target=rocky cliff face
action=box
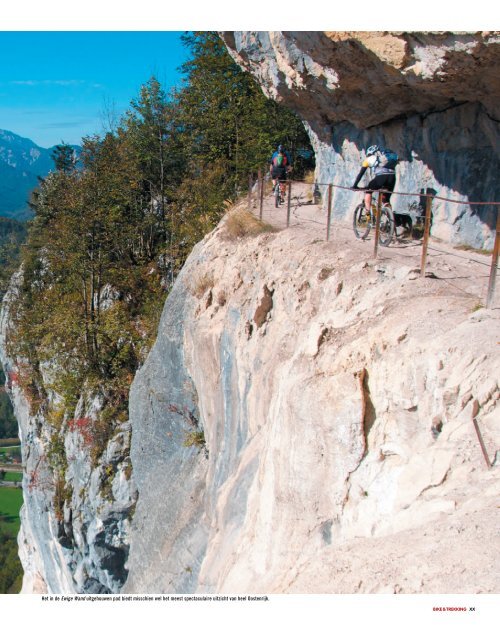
[0,277,136,593]
[123,210,499,593]
[3,31,499,595]
[221,32,500,249]
[3,203,499,594]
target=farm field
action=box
[1,472,23,483]
[0,438,20,447]
[0,486,23,535]
[0,445,22,464]
[0,485,23,593]
[0,445,21,453]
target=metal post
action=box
[373,192,382,258]
[420,195,433,277]
[326,183,333,241]
[248,174,253,211]
[486,208,500,308]
[286,180,292,227]
[472,413,492,469]
[258,169,264,220]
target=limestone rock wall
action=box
[221,31,500,249]
[3,31,500,595]
[124,214,499,594]
[4,207,498,594]
[0,278,136,594]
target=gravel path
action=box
[250,181,498,308]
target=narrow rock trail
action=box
[240,181,500,594]
[120,177,499,595]
[251,181,498,308]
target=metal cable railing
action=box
[247,170,500,309]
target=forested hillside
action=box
[0,217,25,438]
[6,32,311,503]
[0,217,26,295]
[0,367,16,439]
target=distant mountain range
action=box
[0,129,80,221]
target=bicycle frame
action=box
[364,199,387,226]
[273,180,286,193]
[353,197,395,246]
[274,178,286,206]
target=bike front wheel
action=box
[378,205,395,247]
[274,184,280,208]
[353,203,371,240]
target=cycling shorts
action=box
[367,173,395,192]
[271,168,287,181]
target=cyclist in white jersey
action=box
[352,144,397,210]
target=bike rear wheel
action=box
[378,205,395,246]
[274,183,280,208]
[353,203,371,240]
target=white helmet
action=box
[366,145,379,156]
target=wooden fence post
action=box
[326,183,333,241]
[248,174,253,210]
[286,180,292,227]
[472,411,492,469]
[486,208,499,308]
[259,169,265,221]
[373,192,382,258]
[420,195,433,277]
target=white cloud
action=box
[11,79,87,87]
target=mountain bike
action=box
[352,196,395,247]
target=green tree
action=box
[0,217,27,295]
[177,32,310,183]
[0,366,17,439]
[6,31,313,476]
[51,142,78,173]
[124,77,186,281]
[0,529,23,593]
[168,32,311,252]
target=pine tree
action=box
[6,32,314,470]
[51,142,78,173]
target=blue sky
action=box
[0,1,484,150]
[0,31,190,147]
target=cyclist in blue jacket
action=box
[270,144,292,202]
